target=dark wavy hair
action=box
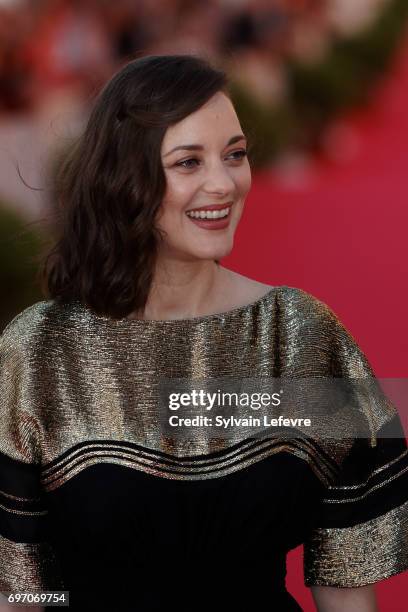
[39,54,230,320]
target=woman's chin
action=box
[157,238,234,262]
[191,236,234,260]
[192,245,233,261]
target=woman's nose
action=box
[202,163,236,196]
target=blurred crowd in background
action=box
[0,0,392,114]
[0,0,407,328]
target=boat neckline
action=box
[76,285,281,326]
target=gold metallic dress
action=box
[1,285,407,611]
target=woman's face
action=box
[157,91,251,262]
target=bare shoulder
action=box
[218,267,275,303]
[217,271,338,321]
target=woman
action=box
[0,54,407,612]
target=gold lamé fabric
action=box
[0,536,64,592]
[304,498,408,587]
[1,284,407,589]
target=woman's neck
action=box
[129,260,226,321]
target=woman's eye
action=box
[230,149,247,161]
[175,149,247,169]
[176,158,200,169]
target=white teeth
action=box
[186,207,230,220]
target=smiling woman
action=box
[156,90,251,275]
[1,54,407,612]
[37,54,257,322]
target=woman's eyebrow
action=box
[163,134,246,157]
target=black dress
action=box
[1,285,407,611]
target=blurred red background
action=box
[225,30,408,612]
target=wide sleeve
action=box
[0,315,64,592]
[302,299,408,587]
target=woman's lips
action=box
[186,201,233,212]
[186,215,231,230]
[185,204,232,230]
